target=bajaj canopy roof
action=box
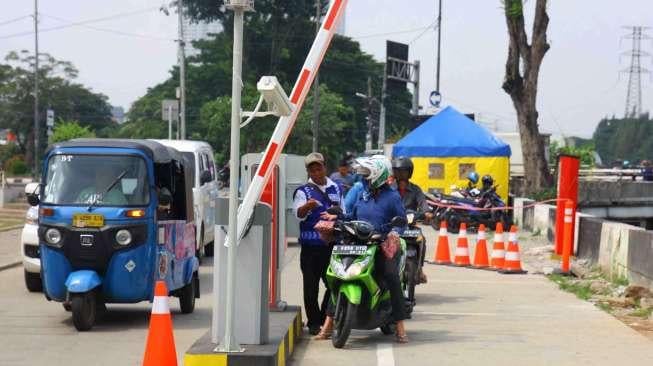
[392,106,511,158]
[47,139,182,163]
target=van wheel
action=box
[179,272,197,314]
[24,270,42,292]
[71,292,96,331]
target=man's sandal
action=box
[313,328,332,340]
[395,332,409,343]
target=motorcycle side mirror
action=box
[390,216,407,227]
[327,206,343,216]
[25,182,40,206]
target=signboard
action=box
[161,100,179,122]
[386,40,409,90]
[46,109,55,127]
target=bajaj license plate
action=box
[332,245,368,255]
[72,213,104,228]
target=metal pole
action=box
[33,0,39,176]
[436,0,442,93]
[219,5,244,353]
[365,77,373,151]
[178,0,187,140]
[311,0,321,152]
[378,63,387,150]
[412,60,420,116]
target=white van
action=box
[153,140,219,256]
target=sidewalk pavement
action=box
[284,224,653,366]
[0,228,21,271]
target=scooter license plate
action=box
[332,245,368,255]
[401,229,420,238]
[72,213,104,228]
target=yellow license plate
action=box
[72,214,104,228]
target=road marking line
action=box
[414,311,550,318]
[377,343,395,366]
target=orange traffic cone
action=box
[490,222,505,271]
[432,221,451,265]
[453,223,471,267]
[500,225,527,274]
[472,224,490,269]
[143,281,178,366]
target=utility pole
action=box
[33,0,39,176]
[178,0,187,139]
[378,63,387,150]
[622,26,650,118]
[436,0,442,93]
[311,0,321,152]
[365,77,373,151]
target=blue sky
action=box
[1,0,652,138]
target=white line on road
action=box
[377,343,395,366]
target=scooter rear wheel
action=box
[71,292,96,331]
[332,294,356,349]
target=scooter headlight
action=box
[45,228,62,247]
[331,257,371,279]
[115,229,132,246]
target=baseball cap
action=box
[305,152,325,167]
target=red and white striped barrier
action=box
[229,0,348,245]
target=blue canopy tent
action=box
[392,106,511,199]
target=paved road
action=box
[1,224,653,365]
[0,228,21,270]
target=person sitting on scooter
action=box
[481,174,494,192]
[467,171,480,191]
[391,156,432,284]
[315,155,410,343]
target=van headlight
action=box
[115,229,132,246]
[45,228,62,246]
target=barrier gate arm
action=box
[227,0,348,246]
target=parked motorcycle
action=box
[429,186,511,233]
[325,214,407,348]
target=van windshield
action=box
[43,154,149,206]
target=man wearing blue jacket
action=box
[293,152,344,335]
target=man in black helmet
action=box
[391,156,432,283]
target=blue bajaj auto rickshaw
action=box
[27,139,200,331]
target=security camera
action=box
[257,76,294,117]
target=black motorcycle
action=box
[399,210,426,316]
[428,186,511,233]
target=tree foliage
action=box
[593,114,653,165]
[0,51,113,165]
[50,120,96,143]
[549,140,595,167]
[123,0,411,167]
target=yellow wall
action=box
[410,156,510,201]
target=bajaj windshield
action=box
[43,154,149,206]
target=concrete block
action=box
[513,198,534,228]
[627,230,653,289]
[577,216,605,264]
[599,222,642,279]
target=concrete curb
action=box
[0,225,22,233]
[0,261,21,272]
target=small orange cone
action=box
[453,223,471,267]
[500,225,527,274]
[490,222,505,271]
[472,224,490,269]
[432,221,451,265]
[143,281,178,366]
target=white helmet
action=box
[356,156,391,189]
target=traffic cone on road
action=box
[500,225,528,274]
[432,221,451,265]
[490,222,505,271]
[143,281,178,366]
[472,224,490,269]
[453,223,471,267]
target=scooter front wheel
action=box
[71,292,96,331]
[332,294,356,349]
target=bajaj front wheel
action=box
[332,293,356,349]
[71,292,96,331]
[179,272,197,314]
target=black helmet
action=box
[481,174,494,188]
[391,156,414,180]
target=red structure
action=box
[260,167,280,309]
[555,155,580,255]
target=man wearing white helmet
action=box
[315,155,410,343]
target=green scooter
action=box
[325,215,407,348]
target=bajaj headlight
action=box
[115,229,132,246]
[45,228,62,247]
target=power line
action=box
[0,6,160,40]
[410,20,438,45]
[0,15,31,27]
[40,14,175,42]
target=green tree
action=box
[50,120,96,143]
[593,114,653,164]
[0,51,113,166]
[549,141,596,167]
